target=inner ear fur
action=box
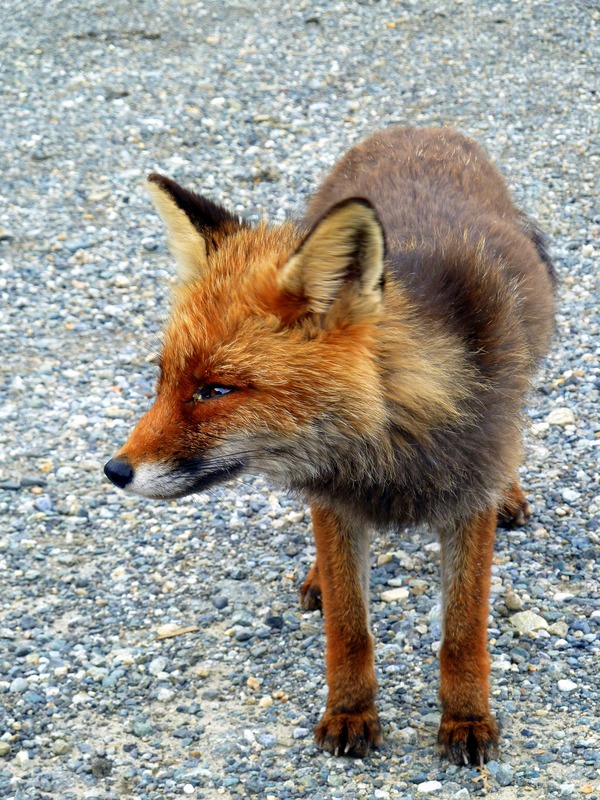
[147,173,244,283]
[278,198,386,315]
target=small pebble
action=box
[561,488,580,503]
[148,656,169,676]
[504,590,523,611]
[91,757,113,778]
[417,781,442,794]
[398,726,418,744]
[544,408,576,426]
[381,587,409,603]
[557,679,578,693]
[14,750,30,769]
[510,610,549,634]
[10,677,29,693]
[292,727,310,739]
[495,763,514,787]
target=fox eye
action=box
[192,385,235,402]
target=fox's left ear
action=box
[278,198,385,318]
[146,173,244,283]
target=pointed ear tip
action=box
[147,173,166,187]
[329,197,380,223]
[337,196,375,211]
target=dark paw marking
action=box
[438,714,499,765]
[315,706,383,758]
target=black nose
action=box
[104,457,133,489]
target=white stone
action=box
[417,781,442,794]
[148,656,168,676]
[80,459,101,472]
[14,750,29,768]
[532,421,550,435]
[510,610,548,634]
[381,587,409,603]
[557,679,577,693]
[553,592,574,602]
[561,489,580,503]
[111,649,135,666]
[492,655,513,673]
[545,408,575,426]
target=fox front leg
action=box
[437,508,500,765]
[309,503,382,757]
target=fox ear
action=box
[278,199,385,316]
[146,173,243,283]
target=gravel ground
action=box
[0,1,598,798]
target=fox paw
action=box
[300,564,322,612]
[315,706,382,758]
[437,713,499,765]
[498,484,531,528]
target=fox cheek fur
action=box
[104,126,555,765]
[107,191,393,499]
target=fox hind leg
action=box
[300,560,322,611]
[498,482,531,528]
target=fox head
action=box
[104,174,390,500]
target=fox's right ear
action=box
[146,174,244,283]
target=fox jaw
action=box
[104,174,391,501]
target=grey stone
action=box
[495,764,514,787]
[148,656,169,676]
[9,677,28,693]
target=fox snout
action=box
[104,456,134,489]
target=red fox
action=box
[105,127,555,764]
